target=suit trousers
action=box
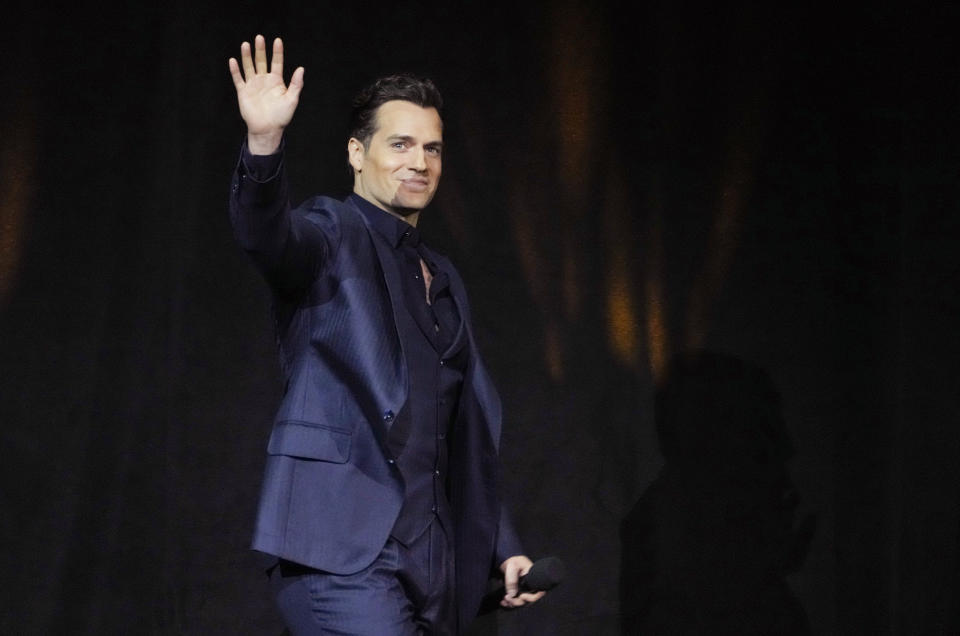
[270,519,457,635]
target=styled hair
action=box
[349,74,444,147]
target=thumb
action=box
[288,66,305,99]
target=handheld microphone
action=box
[517,556,565,592]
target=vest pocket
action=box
[266,420,352,463]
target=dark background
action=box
[2,1,958,634]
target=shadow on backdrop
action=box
[620,350,815,634]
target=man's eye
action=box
[391,142,406,149]
[426,147,441,156]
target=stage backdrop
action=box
[2,1,959,634]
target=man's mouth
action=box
[400,178,429,193]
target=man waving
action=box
[228,35,544,634]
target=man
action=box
[228,35,544,634]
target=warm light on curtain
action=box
[0,100,36,306]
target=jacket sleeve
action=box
[494,502,525,567]
[229,142,337,295]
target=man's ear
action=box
[347,137,364,173]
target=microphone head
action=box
[521,556,565,592]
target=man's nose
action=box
[410,146,427,172]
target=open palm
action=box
[228,35,304,153]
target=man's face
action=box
[349,100,443,218]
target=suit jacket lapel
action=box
[348,198,410,438]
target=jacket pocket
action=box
[266,420,352,463]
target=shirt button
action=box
[434,470,440,476]
[431,505,437,512]
[439,360,445,366]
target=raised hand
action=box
[228,35,304,155]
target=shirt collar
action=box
[349,193,417,249]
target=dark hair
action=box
[349,74,444,147]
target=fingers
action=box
[501,595,524,608]
[240,40,255,79]
[234,36,297,82]
[503,561,521,599]
[519,591,546,604]
[271,37,284,76]
[499,557,524,607]
[254,34,268,74]
[228,57,244,89]
[500,590,545,609]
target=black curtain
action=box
[2,1,958,633]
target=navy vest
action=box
[388,266,469,545]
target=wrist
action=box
[247,130,284,155]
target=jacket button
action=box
[383,410,394,422]
[387,458,396,465]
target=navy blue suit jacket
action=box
[230,150,523,629]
